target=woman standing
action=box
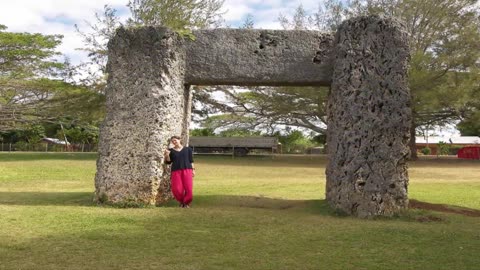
[164,135,195,208]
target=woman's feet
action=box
[179,203,190,208]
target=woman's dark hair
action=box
[170,135,181,141]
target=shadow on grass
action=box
[0,191,332,214]
[159,195,336,217]
[3,191,477,219]
[0,191,95,206]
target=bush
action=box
[421,147,431,155]
[437,141,451,155]
[14,141,29,151]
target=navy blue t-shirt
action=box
[166,147,194,171]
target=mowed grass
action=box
[0,153,479,270]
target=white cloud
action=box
[0,0,129,67]
[0,0,330,65]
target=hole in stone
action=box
[259,44,265,49]
[313,57,322,63]
[389,183,396,189]
[254,50,259,54]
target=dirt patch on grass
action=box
[410,199,480,217]
[414,215,444,222]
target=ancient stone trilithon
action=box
[95,15,411,217]
[326,16,411,218]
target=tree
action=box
[74,5,120,88]
[127,0,225,29]
[0,24,106,135]
[241,14,255,29]
[0,24,65,131]
[190,128,216,136]
[457,116,480,136]
[201,0,480,160]
[275,129,317,153]
[362,0,480,159]
[76,0,226,87]
[196,86,328,134]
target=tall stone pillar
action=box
[95,27,188,206]
[326,16,411,217]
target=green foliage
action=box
[0,25,104,134]
[0,25,63,78]
[0,25,65,130]
[362,0,480,159]
[276,130,317,153]
[196,86,328,134]
[457,111,480,136]
[56,125,99,144]
[219,128,261,137]
[127,0,225,29]
[437,141,451,156]
[190,128,216,137]
[421,147,431,155]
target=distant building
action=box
[415,136,480,155]
[41,138,70,145]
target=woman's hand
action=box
[164,149,171,162]
[192,169,196,177]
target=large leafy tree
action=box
[0,24,64,131]
[362,0,480,158]
[200,0,480,159]
[0,25,105,133]
[195,85,328,134]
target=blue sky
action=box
[0,0,321,65]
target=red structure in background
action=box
[457,146,480,160]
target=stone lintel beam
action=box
[326,15,412,218]
[186,29,334,86]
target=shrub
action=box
[437,141,451,155]
[421,147,431,155]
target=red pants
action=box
[171,169,193,205]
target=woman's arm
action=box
[164,149,172,164]
[189,147,195,177]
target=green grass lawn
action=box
[0,153,479,270]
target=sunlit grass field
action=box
[0,153,479,270]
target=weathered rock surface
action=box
[96,16,412,216]
[95,27,187,205]
[326,15,411,217]
[186,29,334,86]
